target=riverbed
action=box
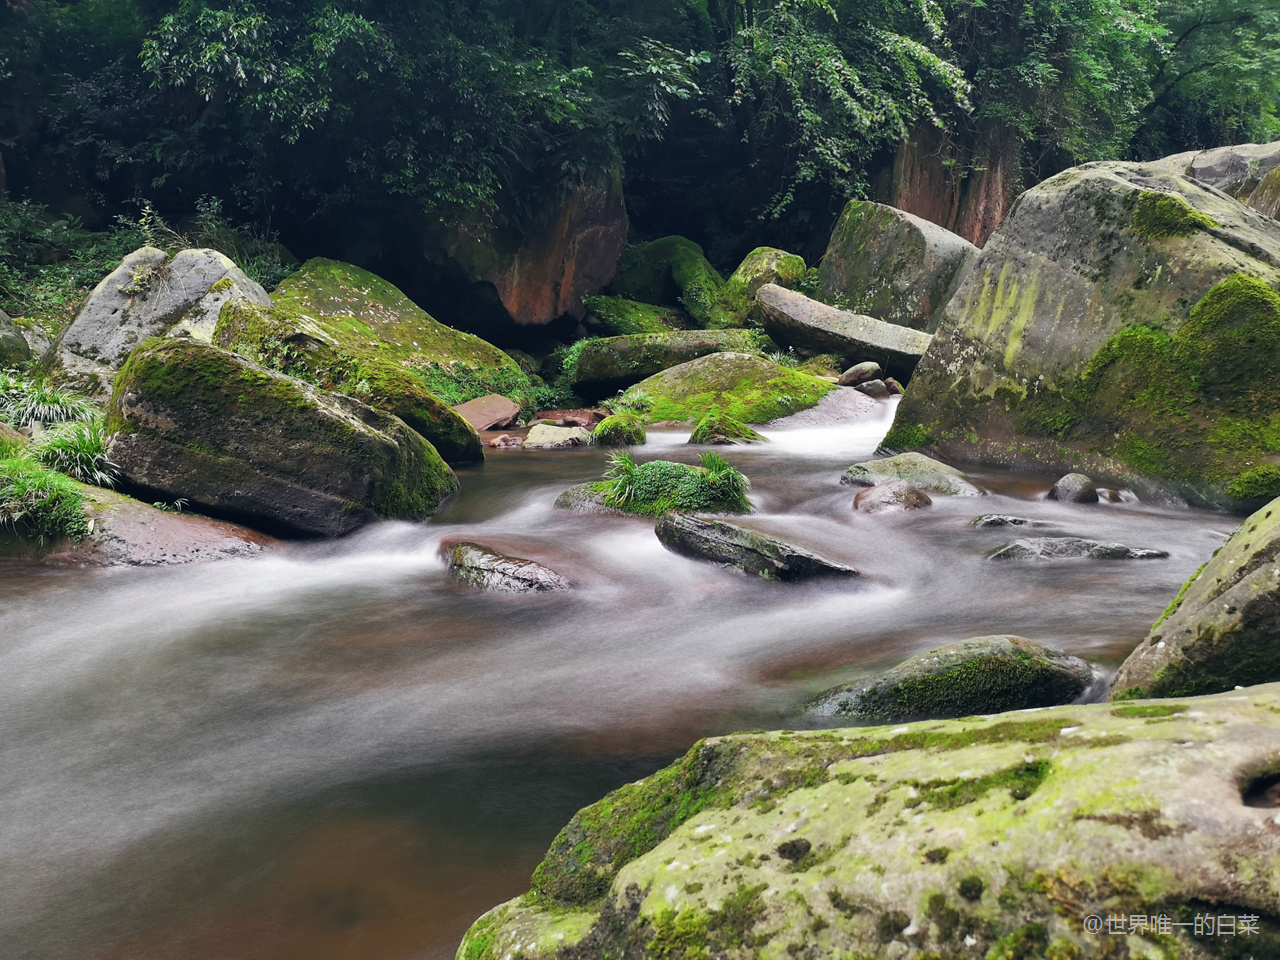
[0,399,1235,959]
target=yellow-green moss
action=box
[583,295,686,335]
[1130,191,1219,241]
[592,412,647,445]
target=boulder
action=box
[441,541,572,592]
[807,635,1092,721]
[756,284,933,381]
[523,424,593,449]
[709,246,810,328]
[632,352,834,424]
[582,295,687,336]
[1249,165,1280,220]
[654,513,857,580]
[1048,472,1098,503]
[0,309,31,367]
[841,452,982,496]
[1112,497,1280,699]
[608,236,725,327]
[167,274,268,342]
[882,161,1280,505]
[970,514,1047,527]
[1168,141,1280,201]
[486,433,523,448]
[453,394,521,430]
[105,339,458,538]
[592,413,645,446]
[688,412,765,445]
[852,378,889,398]
[852,480,932,514]
[837,360,881,386]
[461,685,1280,960]
[52,247,270,392]
[988,537,1168,561]
[569,329,759,400]
[352,362,484,464]
[0,422,26,452]
[553,483,626,515]
[818,200,976,331]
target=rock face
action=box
[460,685,1280,960]
[523,424,593,449]
[654,513,857,580]
[52,247,270,391]
[688,412,764,445]
[883,161,1280,505]
[106,339,458,537]
[352,362,483,464]
[0,309,31,366]
[569,329,759,400]
[841,452,982,496]
[818,200,976,331]
[807,635,1092,721]
[442,541,572,592]
[852,480,932,514]
[1048,472,1098,503]
[1112,497,1280,699]
[756,284,933,381]
[452,394,520,430]
[633,352,834,423]
[989,537,1168,561]
[1156,141,1280,203]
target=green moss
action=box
[591,451,751,516]
[904,760,1052,812]
[456,907,506,960]
[0,453,90,542]
[583,295,686,335]
[648,882,767,959]
[1130,191,1219,241]
[986,922,1049,960]
[639,354,834,424]
[881,421,934,450]
[592,412,646,446]
[1151,563,1205,630]
[1228,464,1280,500]
[610,237,725,328]
[689,411,765,444]
[1110,703,1187,718]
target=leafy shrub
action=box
[0,454,90,542]
[35,419,117,486]
[603,387,654,415]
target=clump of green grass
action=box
[0,453,90,542]
[600,450,751,515]
[603,387,653,415]
[0,378,99,427]
[34,419,117,486]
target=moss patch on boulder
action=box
[689,411,765,444]
[632,352,834,424]
[592,412,646,446]
[1130,190,1219,240]
[568,329,761,400]
[582,295,689,336]
[609,237,725,327]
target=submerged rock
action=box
[1112,496,1280,699]
[461,685,1280,960]
[632,352,833,424]
[852,480,932,514]
[523,424,593,449]
[988,537,1168,560]
[970,514,1047,527]
[569,329,758,400]
[1048,472,1099,503]
[442,541,572,593]
[756,284,934,381]
[807,635,1092,721]
[817,200,976,331]
[654,513,857,580]
[106,338,457,538]
[841,452,982,496]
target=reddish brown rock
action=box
[453,394,521,430]
[853,481,933,514]
[534,408,605,428]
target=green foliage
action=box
[1228,465,1280,501]
[592,412,646,446]
[599,450,751,516]
[0,377,99,427]
[0,453,90,542]
[1130,190,1218,240]
[904,759,1051,811]
[34,418,117,486]
[602,387,654,415]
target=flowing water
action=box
[0,399,1237,959]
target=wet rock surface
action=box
[852,480,932,514]
[989,536,1168,560]
[841,452,982,496]
[654,513,858,580]
[1048,472,1099,503]
[442,540,572,592]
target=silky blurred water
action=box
[0,397,1235,959]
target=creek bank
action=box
[807,635,1092,721]
[460,684,1280,960]
[654,513,857,580]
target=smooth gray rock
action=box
[1048,472,1099,503]
[852,480,932,514]
[837,360,881,386]
[1186,141,1280,199]
[553,483,625,515]
[988,537,1168,560]
[970,514,1048,527]
[55,247,269,391]
[807,635,1093,721]
[0,309,31,367]
[755,284,933,381]
[852,378,889,398]
[817,200,977,331]
[841,452,982,496]
[523,424,593,449]
[655,513,857,580]
[442,541,572,592]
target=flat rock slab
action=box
[523,424,593,449]
[756,283,933,380]
[807,635,1093,721]
[453,394,521,430]
[442,540,572,592]
[1112,496,1280,699]
[655,513,857,580]
[989,536,1168,560]
[842,452,982,496]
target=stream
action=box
[0,398,1237,960]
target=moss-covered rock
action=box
[631,352,834,424]
[817,201,976,331]
[841,452,982,496]
[608,236,726,327]
[105,338,457,537]
[705,246,811,329]
[569,329,760,400]
[353,361,483,463]
[592,412,646,446]
[582,295,689,336]
[1250,164,1280,220]
[460,685,1280,960]
[808,635,1093,722]
[1112,496,1280,699]
[655,513,857,580]
[688,411,765,445]
[883,161,1280,506]
[558,452,752,517]
[0,309,31,368]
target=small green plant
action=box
[0,453,90,542]
[604,387,653,415]
[598,450,751,515]
[34,419,117,487]
[0,379,99,428]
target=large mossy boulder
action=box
[818,200,976,331]
[608,236,726,327]
[808,635,1092,721]
[581,295,689,336]
[1112,496,1280,699]
[655,513,857,580]
[460,685,1280,960]
[707,246,810,328]
[631,352,834,424]
[569,329,759,400]
[883,161,1280,506]
[50,247,270,393]
[105,338,458,537]
[756,284,934,381]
